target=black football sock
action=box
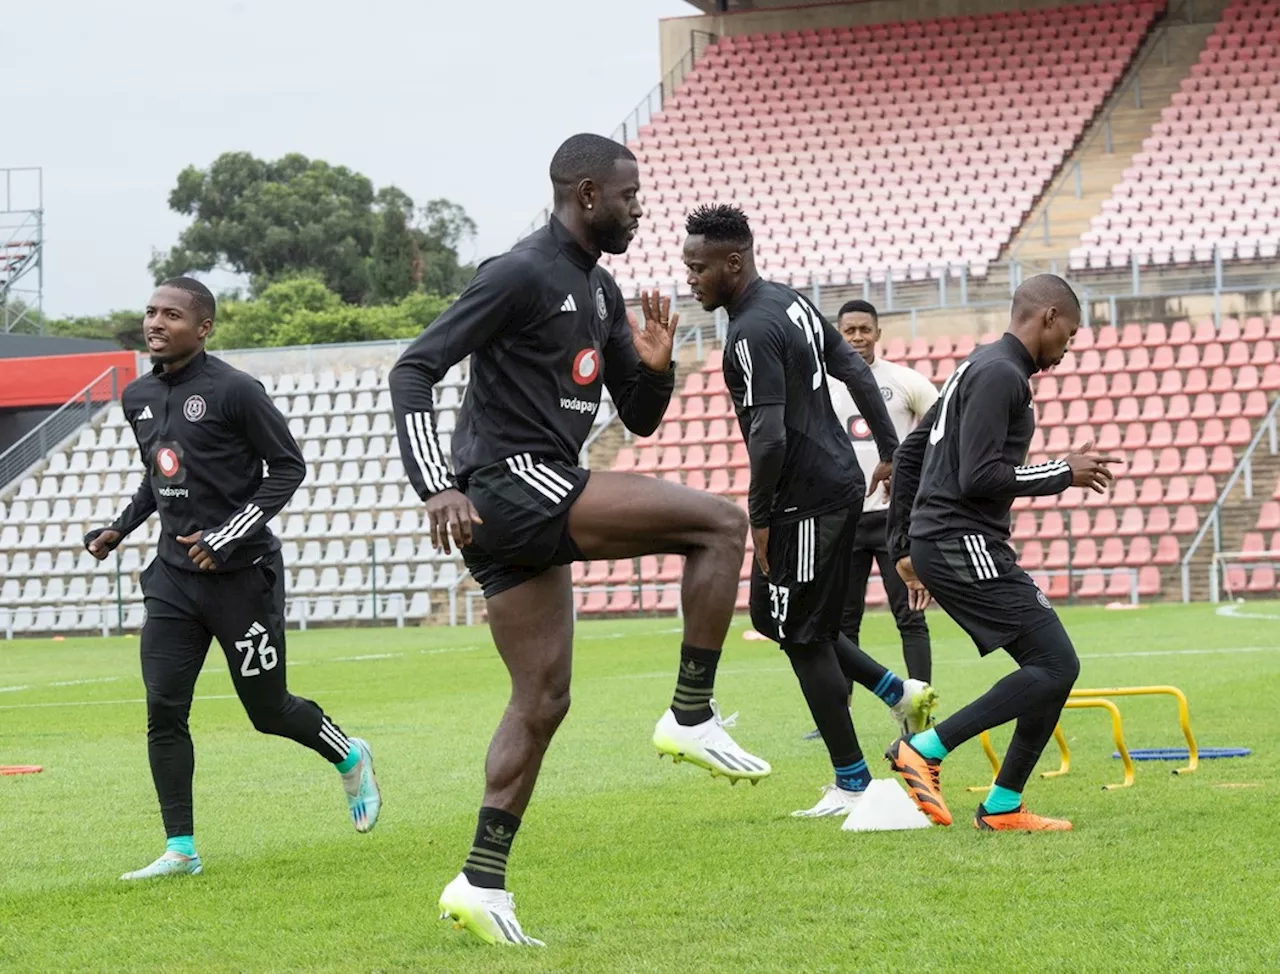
[671,644,720,726]
[462,806,520,890]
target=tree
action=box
[207,277,450,350]
[418,198,477,297]
[368,188,419,305]
[44,310,147,350]
[151,152,475,305]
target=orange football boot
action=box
[974,803,1073,832]
[884,736,952,826]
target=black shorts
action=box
[749,505,858,647]
[141,550,285,643]
[460,454,590,599]
[910,534,1058,656]
[851,508,889,554]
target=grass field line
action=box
[1216,603,1280,621]
[3,641,1277,709]
[604,642,1280,684]
[0,689,344,712]
[0,628,669,698]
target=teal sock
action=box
[984,784,1023,814]
[909,727,949,761]
[166,835,195,858]
[335,744,360,774]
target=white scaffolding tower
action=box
[1,167,44,333]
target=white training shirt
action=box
[827,355,940,513]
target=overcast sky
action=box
[7,0,696,317]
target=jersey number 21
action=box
[785,299,826,390]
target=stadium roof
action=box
[681,0,834,11]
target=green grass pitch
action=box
[2,603,1278,973]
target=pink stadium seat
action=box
[1040,511,1065,539]
[1074,539,1100,567]
[607,2,1160,294]
[1248,565,1276,592]
[1044,540,1070,568]
[1077,572,1107,598]
[1020,540,1044,568]
[1257,501,1280,531]
[1172,505,1200,533]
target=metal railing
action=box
[664,257,1280,357]
[610,29,717,147]
[0,367,120,493]
[1214,550,1280,601]
[515,30,717,242]
[1181,392,1280,602]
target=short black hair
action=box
[838,299,878,322]
[159,276,216,323]
[1012,273,1080,322]
[685,204,753,248]
[549,134,636,200]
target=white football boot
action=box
[439,872,545,947]
[653,700,771,783]
[792,783,866,818]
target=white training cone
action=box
[841,779,933,832]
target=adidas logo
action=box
[138,406,153,421]
[560,294,578,313]
[244,620,267,639]
[681,660,706,679]
[485,824,514,846]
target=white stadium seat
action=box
[2,364,486,633]
[407,592,431,620]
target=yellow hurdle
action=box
[971,699,1135,792]
[1041,699,1135,790]
[969,683,1196,791]
[1067,686,1198,774]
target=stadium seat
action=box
[605,0,1161,294]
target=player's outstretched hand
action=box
[751,525,770,578]
[896,556,933,611]
[1064,440,1122,494]
[867,459,892,500]
[177,531,216,571]
[425,488,483,555]
[85,528,121,561]
[628,290,678,373]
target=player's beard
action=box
[594,217,635,256]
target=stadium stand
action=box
[0,363,487,634]
[575,317,1280,614]
[2,314,1278,636]
[607,0,1163,295]
[1071,0,1280,270]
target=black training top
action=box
[722,278,897,527]
[388,216,675,497]
[888,332,1072,556]
[108,351,305,572]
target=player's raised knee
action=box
[711,496,749,547]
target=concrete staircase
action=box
[1180,434,1280,601]
[1008,18,1219,269]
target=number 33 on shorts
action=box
[235,621,279,677]
[768,583,790,638]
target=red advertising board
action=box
[0,352,137,409]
